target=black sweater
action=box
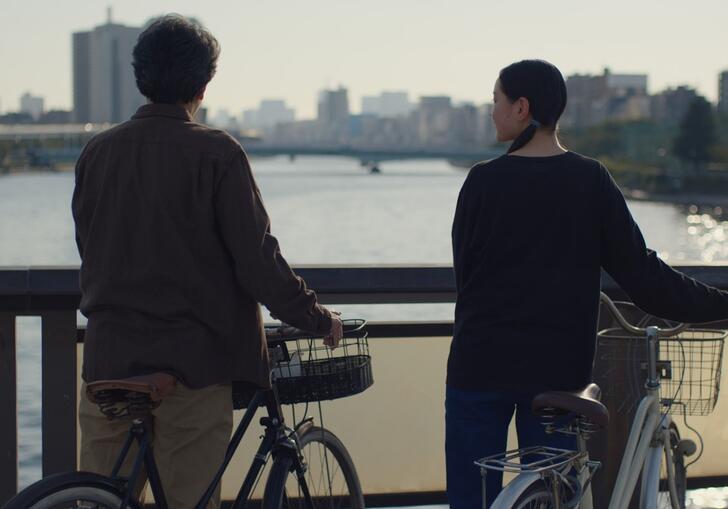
[448,151,728,392]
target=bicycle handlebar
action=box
[264,318,367,343]
[599,292,688,336]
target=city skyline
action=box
[2,0,728,118]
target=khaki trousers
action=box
[79,381,233,509]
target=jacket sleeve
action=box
[214,146,332,334]
[71,144,90,258]
[599,164,728,323]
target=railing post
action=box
[41,311,78,476]
[0,313,17,505]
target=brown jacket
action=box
[72,103,331,389]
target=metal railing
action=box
[2,265,728,506]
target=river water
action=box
[2,156,727,506]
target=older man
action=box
[72,15,341,508]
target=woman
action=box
[446,59,728,508]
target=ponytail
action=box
[507,120,541,154]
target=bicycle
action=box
[475,293,725,509]
[3,319,372,509]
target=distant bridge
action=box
[0,124,501,172]
[239,143,500,172]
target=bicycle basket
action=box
[597,327,725,416]
[232,319,372,409]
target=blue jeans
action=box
[445,385,576,509]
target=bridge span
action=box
[0,123,501,172]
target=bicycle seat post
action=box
[645,326,660,390]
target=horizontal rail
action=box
[3,264,728,311]
[75,321,456,343]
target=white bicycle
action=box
[476,292,725,509]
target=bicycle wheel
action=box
[508,477,579,509]
[508,480,553,509]
[262,426,364,509]
[658,424,687,509]
[2,472,141,509]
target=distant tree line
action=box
[560,96,727,172]
[556,97,728,194]
[672,96,720,172]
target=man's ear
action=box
[196,86,207,102]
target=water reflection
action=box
[678,204,728,263]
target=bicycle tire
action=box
[660,424,687,509]
[1,471,142,509]
[262,426,364,509]
[506,476,579,509]
[509,480,553,509]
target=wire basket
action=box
[233,319,372,409]
[597,327,725,416]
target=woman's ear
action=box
[516,97,530,121]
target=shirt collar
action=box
[132,103,192,121]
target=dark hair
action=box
[132,15,220,104]
[498,60,567,153]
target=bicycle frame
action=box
[80,324,368,509]
[601,324,678,509]
[603,388,664,509]
[109,387,314,509]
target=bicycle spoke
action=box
[288,438,352,509]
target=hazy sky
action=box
[2,0,727,119]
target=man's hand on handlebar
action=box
[324,310,343,349]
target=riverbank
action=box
[1,163,74,175]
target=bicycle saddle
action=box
[531,383,609,428]
[86,372,177,403]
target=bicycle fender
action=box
[294,417,315,438]
[490,472,542,508]
[1,471,139,509]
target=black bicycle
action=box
[3,319,372,509]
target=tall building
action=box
[361,96,379,116]
[449,103,479,146]
[19,92,44,120]
[210,109,237,129]
[242,99,295,131]
[72,12,144,123]
[360,91,411,118]
[72,30,91,123]
[317,87,349,125]
[562,68,649,128]
[605,72,647,96]
[417,96,452,146]
[719,70,728,114]
[561,73,608,128]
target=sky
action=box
[2,0,728,119]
